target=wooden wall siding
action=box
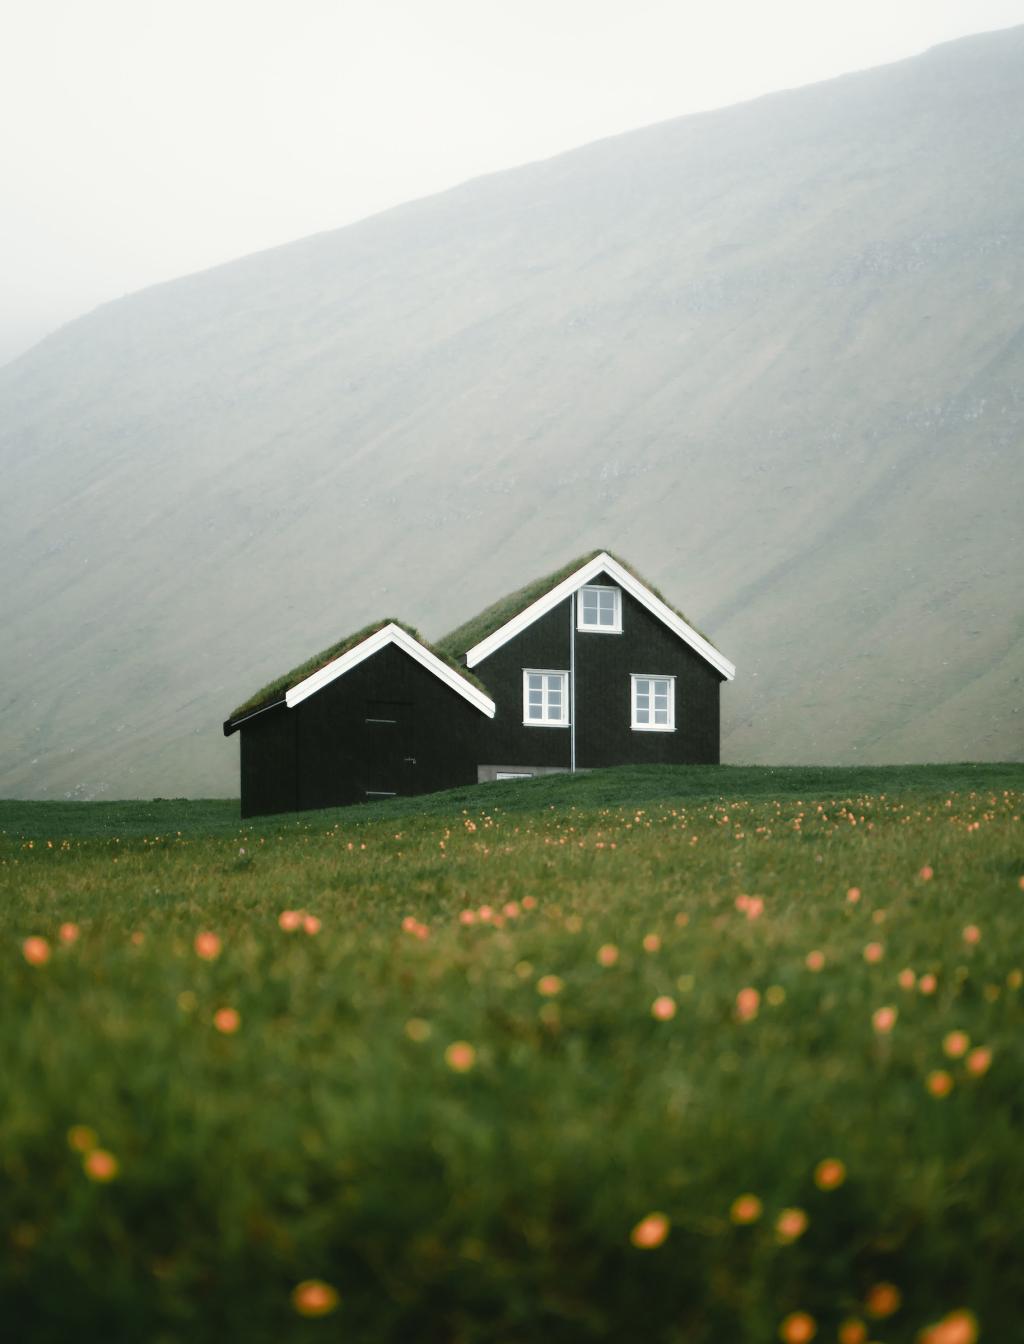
[239,704,298,819]
[475,571,722,770]
[472,597,574,769]
[239,642,481,817]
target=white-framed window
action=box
[577,584,622,633]
[631,674,675,731]
[523,670,570,726]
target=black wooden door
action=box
[362,701,415,797]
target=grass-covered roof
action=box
[227,618,489,725]
[436,550,716,659]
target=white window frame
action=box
[577,584,622,634]
[522,669,570,727]
[631,674,676,732]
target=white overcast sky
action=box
[2,0,1023,365]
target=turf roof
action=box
[227,618,490,725]
[436,550,716,659]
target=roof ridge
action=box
[226,617,489,727]
[436,550,718,659]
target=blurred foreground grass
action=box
[2,765,1022,1343]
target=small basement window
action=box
[578,584,622,632]
[523,670,570,726]
[631,674,675,731]
[496,772,534,780]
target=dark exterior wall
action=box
[471,597,574,769]
[474,571,723,769]
[239,705,298,818]
[238,642,483,818]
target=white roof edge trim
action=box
[464,553,736,681]
[285,623,496,717]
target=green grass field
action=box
[3,765,1022,1343]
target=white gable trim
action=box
[464,553,736,681]
[286,623,496,717]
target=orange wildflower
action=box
[872,1005,897,1034]
[778,1310,816,1342]
[898,967,916,990]
[291,1280,339,1317]
[444,1041,476,1072]
[597,943,619,967]
[67,1125,99,1153]
[965,1046,992,1077]
[918,1308,979,1344]
[927,1069,954,1098]
[194,931,221,960]
[458,909,477,926]
[521,895,537,910]
[730,1193,762,1224]
[735,987,760,1022]
[919,865,934,880]
[630,1212,670,1249]
[404,1018,430,1042]
[847,887,861,903]
[642,933,661,953]
[805,950,825,972]
[918,972,938,995]
[651,996,677,1021]
[838,1319,867,1344]
[83,1149,119,1182]
[865,1282,901,1318]
[213,1007,241,1034]
[813,1158,846,1191]
[58,922,80,944]
[22,937,50,966]
[537,975,564,996]
[278,910,302,932]
[863,942,884,964]
[942,1030,969,1059]
[303,914,321,935]
[775,1208,808,1243]
[962,924,981,946]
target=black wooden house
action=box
[224,552,735,817]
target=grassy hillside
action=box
[2,769,1021,1341]
[3,762,1024,839]
[1,28,1023,799]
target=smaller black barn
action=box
[223,621,495,818]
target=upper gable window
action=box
[523,670,569,726]
[578,584,622,633]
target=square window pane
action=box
[654,709,668,724]
[636,707,650,723]
[636,679,649,695]
[528,675,543,691]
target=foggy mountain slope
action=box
[1,26,1022,798]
